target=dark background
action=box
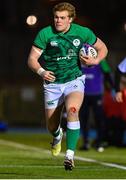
[0,0,125,128]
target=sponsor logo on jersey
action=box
[57,55,71,61]
[50,41,58,47]
[73,39,80,47]
[68,49,77,56]
[57,49,77,61]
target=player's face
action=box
[54,11,72,33]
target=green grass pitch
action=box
[0,132,126,179]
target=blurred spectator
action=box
[79,59,114,151]
[115,57,126,103]
[115,57,126,122]
[103,57,126,147]
[103,89,124,147]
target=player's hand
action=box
[115,91,123,103]
[80,54,99,66]
[42,71,56,82]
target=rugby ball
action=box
[79,43,97,58]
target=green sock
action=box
[66,128,80,151]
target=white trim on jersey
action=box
[33,46,43,55]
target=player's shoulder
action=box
[36,25,55,39]
[72,23,91,32]
[38,25,52,34]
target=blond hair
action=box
[53,2,76,21]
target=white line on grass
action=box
[0,139,126,170]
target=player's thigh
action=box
[64,76,85,111]
[44,83,64,109]
[65,91,84,114]
[45,104,64,128]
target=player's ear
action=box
[69,17,73,23]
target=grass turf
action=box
[0,132,126,179]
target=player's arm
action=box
[115,67,123,102]
[28,46,56,82]
[28,46,43,73]
[100,60,115,89]
[93,38,108,64]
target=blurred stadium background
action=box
[0,0,125,130]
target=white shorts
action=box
[43,75,86,109]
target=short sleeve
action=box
[33,29,46,50]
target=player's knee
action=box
[67,106,78,119]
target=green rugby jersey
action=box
[34,23,97,83]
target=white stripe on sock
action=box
[67,121,80,130]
